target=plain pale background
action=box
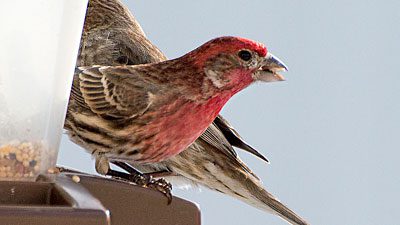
[58,1,400,224]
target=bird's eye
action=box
[117,55,129,65]
[238,50,252,61]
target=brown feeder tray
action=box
[0,171,201,225]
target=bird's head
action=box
[184,36,287,95]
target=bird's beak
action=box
[256,52,288,82]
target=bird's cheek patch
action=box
[205,69,225,88]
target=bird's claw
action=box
[106,168,173,204]
[136,175,173,204]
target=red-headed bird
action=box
[65,1,309,224]
[68,36,286,172]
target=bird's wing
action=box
[200,123,238,158]
[200,123,261,180]
[74,65,154,119]
[214,115,269,163]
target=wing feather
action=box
[200,123,260,180]
[214,115,269,163]
[74,65,153,119]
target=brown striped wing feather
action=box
[75,66,154,119]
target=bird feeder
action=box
[0,2,201,224]
[0,0,88,181]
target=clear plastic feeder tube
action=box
[0,0,88,180]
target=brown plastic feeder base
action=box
[0,171,201,225]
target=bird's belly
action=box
[136,98,226,163]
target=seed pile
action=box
[0,141,42,180]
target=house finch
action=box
[69,35,285,172]
[65,0,309,224]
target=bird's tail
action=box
[131,141,309,224]
[186,167,308,225]
[169,152,309,225]
[234,177,309,225]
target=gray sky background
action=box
[58,1,400,224]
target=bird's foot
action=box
[106,168,172,204]
[136,175,172,204]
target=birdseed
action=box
[72,175,80,183]
[0,141,44,180]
